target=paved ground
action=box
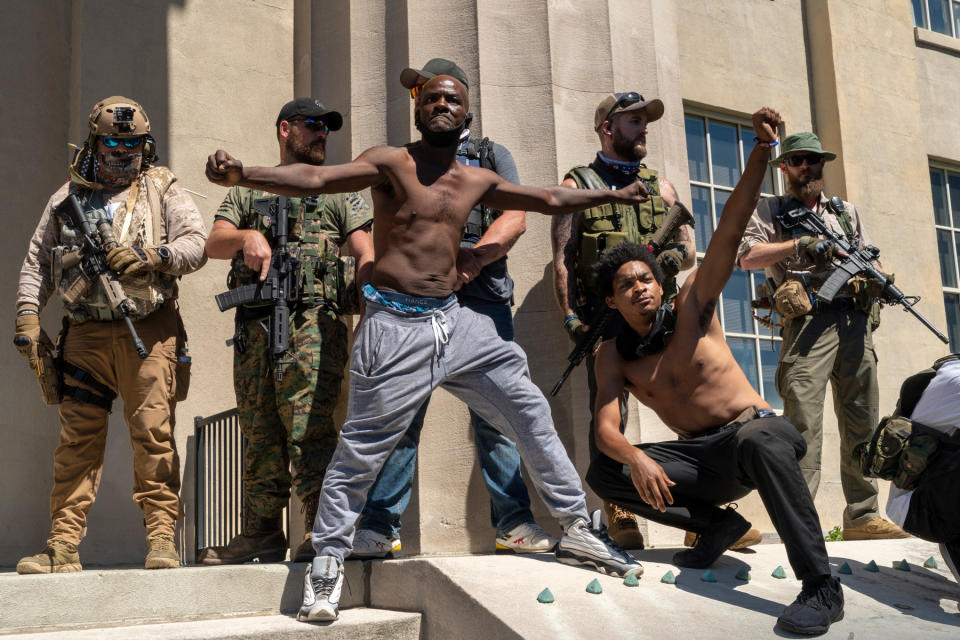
[2,538,957,638]
[392,538,960,639]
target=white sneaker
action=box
[349,529,401,559]
[496,521,559,553]
[556,509,643,578]
[297,555,343,622]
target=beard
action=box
[611,127,647,162]
[787,170,824,201]
[97,151,142,188]
[286,133,326,165]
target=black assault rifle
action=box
[776,198,948,344]
[58,194,148,358]
[214,196,301,380]
[550,202,696,396]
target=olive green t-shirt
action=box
[215,186,371,246]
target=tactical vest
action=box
[227,191,353,313]
[459,137,496,238]
[53,167,178,322]
[567,163,669,308]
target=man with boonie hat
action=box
[738,130,907,541]
[550,90,702,549]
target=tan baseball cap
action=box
[594,92,664,131]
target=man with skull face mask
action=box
[14,96,207,573]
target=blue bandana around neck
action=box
[597,151,643,178]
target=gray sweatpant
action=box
[311,295,589,561]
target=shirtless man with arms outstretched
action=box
[207,75,648,623]
[586,108,845,636]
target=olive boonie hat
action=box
[770,132,836,166]
[400,58,469,90]
[594,92,664,131]
[275,98,343,131]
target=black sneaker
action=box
[672,507,751,569]
[776,576,844,635]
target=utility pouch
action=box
[773,279,812,320]
[855,415,913,480]
[894,433,939,490]
[174,312,191,402]
[36,335,62,405]
[868,299,882,332]
[578,231,629,286]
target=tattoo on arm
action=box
[674,224,697,269]
[551,213,580,314]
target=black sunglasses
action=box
[785,153,823,167]
[290,118,329,134]
[604,91,644,122]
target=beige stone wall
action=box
[2,0,955,567]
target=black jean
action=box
[586,414,830,581]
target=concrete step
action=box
[0,610,421,639]
[0,561,368,635]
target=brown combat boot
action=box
[198,506,286,565]
[604,502,645,549]
[145,533,180,569]
[293,493,320,562]
[843,517,910,541]
[16,539,82,574]
[684,527,763,550]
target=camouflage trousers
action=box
[234,306,348,518]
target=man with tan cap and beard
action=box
[738,131,907,540]
[552,93,764,551]
[14,96,207,572]
[200,99,373,565]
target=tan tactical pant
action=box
[49,303,183,544]
[776,306,879,528]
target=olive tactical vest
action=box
[567,163,669,308]
[227,191,351,312]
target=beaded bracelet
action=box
[754,137,779,148]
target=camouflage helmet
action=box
[88,96,150,137]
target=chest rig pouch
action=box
[568,163,667,300]
[227,194,359,315]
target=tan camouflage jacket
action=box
[18,167,208,316]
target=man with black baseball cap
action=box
[275,98,344,131]
[199,98,373,565]
[352,58,558,560]
[551,91,707,549]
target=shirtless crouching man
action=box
[206,75,648,623]
[586,108,843,636]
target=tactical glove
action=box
[14,307,52,373]
[657,247,683,277]
[797,235,835,261]
[866,272,894,298]
[107,246,164,277]
[563,315,587,342]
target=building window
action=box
[684,111,783,410]
[913,0,960,38]
[930,165,960,350]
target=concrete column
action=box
[0,0,72,567]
